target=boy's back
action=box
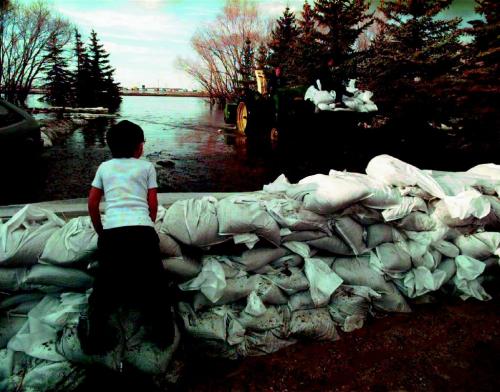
[92,157,157,229]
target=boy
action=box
[81,120,172,354]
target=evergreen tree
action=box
[255,43,269,72]
[313,0,371,65]
[42,35,72,106]
[295,1,322,85]
[88,30,121,110]
[73,29,92,107]
[268,7,299,85]
[239,38,255,89]
[359,0,462,123]
[468,0,499,65]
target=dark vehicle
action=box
[224,70,373,145]
[0,98,42,157]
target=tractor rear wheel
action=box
[236,102,248,135]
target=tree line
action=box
[0,0,121,110]
[180,0,499,129]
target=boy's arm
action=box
[88,186,104,235]
[147,188,158,223]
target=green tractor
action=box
[224,70,376,144]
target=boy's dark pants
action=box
[85,226,173,351]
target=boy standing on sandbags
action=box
[79,120,173,354]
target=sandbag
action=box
[402,267,447,298]
[39,216,97,266]
[340,204,383,225]
[217,195,281,246]
[0,205,64,267]
[178,303,228,341]
[432,240,460,258]
[236,329,296,357]
[436,258,457,285]
[366,224,397,248]
[282,230,326,243]
[328,285,380,332]
[162,256,201,279]
[304,258,343,307]
[332,216,367,255]
[264,198,330,233]
[232,247,288,272]
[371,243,412,277]
[0,315,27,349]
[332,256,411,313]
[179,259,226,303]
[454,232,500,260]
[255,278,288,305]
[288,308,339,341]
[270,254,304,269]
[297,174,372,214]
[282,241,315,258]
[328,170,402,209]
[192,275,259,310]
[158,233,182,257]
[236,305,287,332]
[161,197,226,248]
[307,235,353,255]
[288,291,317,311]
[263,267,309,296]
[382,197,428,222]
[396,212,436,232]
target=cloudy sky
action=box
[21,0,477,89]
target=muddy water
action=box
[3,95,286,204]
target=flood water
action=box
[2,93,494,205]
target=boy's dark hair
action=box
[106,120,145,158]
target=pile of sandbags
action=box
[1,153,499,387]
[158,154,499,358]
[304,79,378,113]
[0,205,179,390]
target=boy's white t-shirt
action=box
[91,158,158,229]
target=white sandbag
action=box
[233,233,260,249]
[23,265,93,291]
[454,232,500,260]
[237,305,286,332]
[158,233,182,257]
[217,195,281,246]
[161,197,226,248]
[124,321,180,375]
[436,258,457,284]
[298,174,373,214]
[244,291,267,317]
[382,197,428,222]
[178,303,227,341]
[288,308,339,341]
[162,256,201,279]
[467,163,500,182]
[304,258,343,307]
[402,267,447,298]
[8,293,87,362]
[263,174,291,194]
[371,243,411,277]
[0,349,14,381]
[332,256,411,313]
[232,247,288,272]
[340,204,383,225]
[328,170,401,209]
[396,212,436,232]
[270,254,304,269]
[332,216,367,255]
[263,267,309,295]
[179,259,226,303]
[236,329,296,357]
[0,269,27,292]
[192,275,259,310]
[328,285,380,332]
[288,291,316,311]
[455,255,486,281]
[0,293,45,312]
[411,250,441,270]
[307,235,353,255]
[0,205,65,267]
[431,200,477,227]
[0,315,27,349]
[255,278,288,305]
[432,240,460,258]
[39,216,97,266]
[366,224,397,248]
[440,190,491,222]
[265,198,330,233]
[282,230,326,243]
[282,241,315,259]
[453,276,491,301]
[366,155,446,199]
